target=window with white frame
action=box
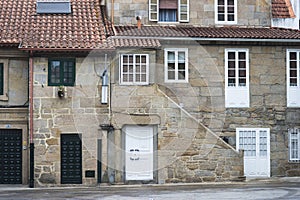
[120,54,149,85]
[164,48,188,82]
[149,0,189,22]
[289,128,300,161]
[225,49,249,107]
[287,50,300,107]
[0,59,8,101]
[215,0,237,24]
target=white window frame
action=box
[149,0,189,22]
[289,128,300,162]
[287,49,300,107]
[215,0,237,24]
[120,54,149,85]
[0,59,8,101]
[225,49,249,108]
[164,48,188,83]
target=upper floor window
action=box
[48,58,75,86]
[149,0,189,23]
[0,59,8,101]
[289,128,300,162]
[215,0,237,24]
[120,54,149,85]
[287,50,300,107]
[225,49,249,107]
[164,48,188,82]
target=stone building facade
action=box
[1,0,300,187]
[105,0,271,27]
[32,55,111,186]
[0,48,29,184]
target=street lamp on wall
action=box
[101,69,108,104]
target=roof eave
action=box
[112,36,300,43]
[18,47,115,52]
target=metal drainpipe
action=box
[111,0,114,24]
[29,52,34,188]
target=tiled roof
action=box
[111,38,161,48]
[0,0,113,50]
[272,0,296,18]
[115,25,300,40]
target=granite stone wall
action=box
[106,0,271,27]
[110,85,244,183]
[154,43,300,177]
[33,56,110,187]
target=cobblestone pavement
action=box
[0,178,300,200]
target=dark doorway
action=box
[61,134,82,184]
[97,139,102,184]
[0,129,22,184]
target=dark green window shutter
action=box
[0,63,3,95]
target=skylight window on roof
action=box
[36,0,71,14]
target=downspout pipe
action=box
[111,0,114,24]
[29,52,34,188]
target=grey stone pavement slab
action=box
[0,177,299,200]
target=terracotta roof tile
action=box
[0,0,113,50]
[111,38,161,48]
[115,25,300,40]
[272,0,296,18]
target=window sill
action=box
[215,22,238,25]
[119,83,150,86]
[289,160,300,163]
[0,94,8,101]
[157,22,180,25]
[164,80,189,84]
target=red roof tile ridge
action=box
[272,0,296,18]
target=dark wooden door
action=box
[0,129,22,184]
[61,134,82,184]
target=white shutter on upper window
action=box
[178,0,189,22]
[149,0,159,21]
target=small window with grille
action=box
[289,128,300,162]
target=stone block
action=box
[195,170,214,177]
[39,173,56,184]
[46,138,58,145]
[186,162,199,170]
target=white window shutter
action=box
[149,0,159,21]
[179,0,189,22]
[225,88,249,107]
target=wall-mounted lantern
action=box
[57,85,65,98]
[101,70,108,104]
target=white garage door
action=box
[236,128,270,177]
[124,125,154,181]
